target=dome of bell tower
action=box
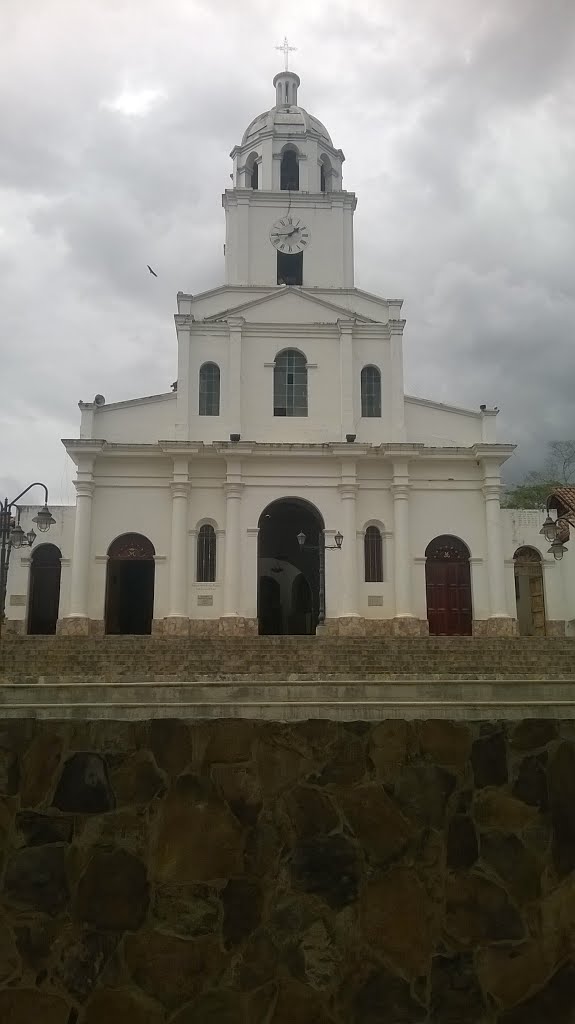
[230,68,344,193]
[241,72,333,149]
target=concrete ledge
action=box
[1,679,574,720]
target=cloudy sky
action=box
[1,0,574,504]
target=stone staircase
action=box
[0,635,573,683]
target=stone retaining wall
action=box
[0,717,574,1022]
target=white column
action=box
[389,319,407,442]
[223,482,242,617]
[298,154,309,191]
[167,482,190,620]
[339,483,359,617]
[338,321,354,440]
[260,137,273,190]
[227,318,243,438]
[392,462,413,617]
[483,472,508,618]
[67,481,94,623]
[272,153,282,191]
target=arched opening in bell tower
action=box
[320,155,333,193]
[280,147,299,190]
[245,152,259,190]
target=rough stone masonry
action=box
[0,716,575,1022]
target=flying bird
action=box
[147,265,158,277]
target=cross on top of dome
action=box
[275,36,297,72]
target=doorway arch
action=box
[105,533,155,635]
[425,535,472,635]
[28,543,62,634]
[514,546,546,636]
[257,497,323,635]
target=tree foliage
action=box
[502,442,575,509]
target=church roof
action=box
[550,486,575,519]
[241,105,332,148]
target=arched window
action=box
[364,526,383,582]
[274,349,307,417]
[280,149,299,190]
[199,362,220,416]
[197,524,216,583]
[246,152,259,189]
[320,155,332,193]
[361,365,381,418]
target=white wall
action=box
[89,394,176,443]
[223,191,356,289]
[405,398,484,446]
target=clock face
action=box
[269,217,310,254]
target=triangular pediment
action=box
[203,287,377,324]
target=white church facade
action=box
[5,68,574,638]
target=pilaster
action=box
[59,475,94,635]
[222,460,244,618]
[338,320,355,439]
[165,464,190,630]
[481,459,513,628]
[338,455,359,617]
[389,319,407,442]
[227,317,244,438]
[391,459,414,621]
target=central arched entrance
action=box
[425,535,472,635]
[258,498,323,635]
[104,533,155,635]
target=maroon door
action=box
[425,536,472,635]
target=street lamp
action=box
[539,498,574,561]
[297,528,343,625]
[0,483,56,632]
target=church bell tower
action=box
[223,64,356,290]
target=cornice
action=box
[404,395,483,419]
[222,188,357,211]
[472,444,517,465]
[61,440,515,464]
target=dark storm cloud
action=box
[1,0,574,502]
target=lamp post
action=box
[297,528,343,625]
[0,483,56,634]
[539,498,574,561]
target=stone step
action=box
[2,636,573,685]
[1,678,575,720]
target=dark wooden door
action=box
[28,545,62,634]
[426,559,472,635]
